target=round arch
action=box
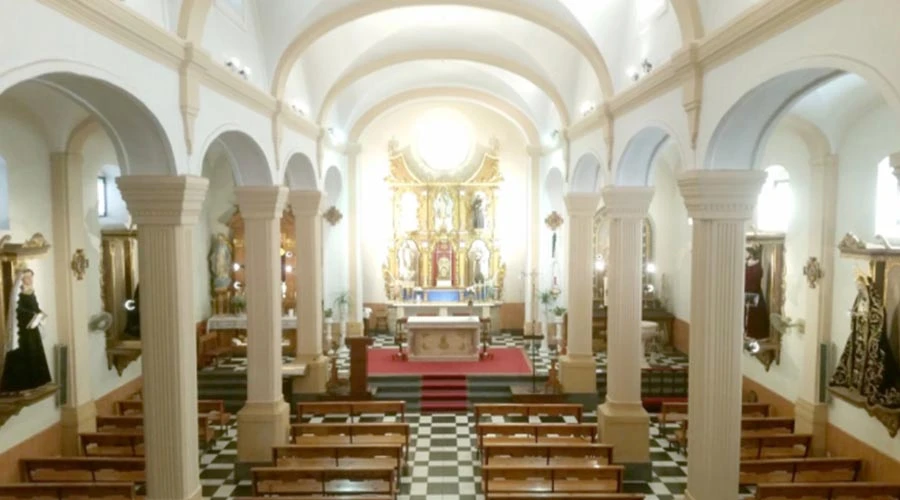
[270,0,614,100]
[704,56,900,171]
[319,50,569,126]
[0,64,177,176]
[323,165,343,205]
[348,87,540,145]
[196,127,273,186]
[615,125,681,186]
[284,153,318,190]
[570,152,604,193]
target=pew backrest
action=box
[0,482,135,500]
[482,443,614,466]
[740,458,862,485]
[755,482,900,499]
[476,423,596,448]
[295,401,405,422]
[741,434,812,460]
[272,444,404,470]
[474,403,583,422]
[660,402,771,430]
[251,466,396,496]
[474,495,646,500]
[21,457,145,484]
[80,432,144,457]
[481,465,624,494]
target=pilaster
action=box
[525,146,541,328]
[234,186,290,463]
[346,143,364,325]
[559,192,601,393]
[116,175,208,500]
[598,186,653,475]
[289,189,328,394]
[49,152,96,455]
[677,169,765,500]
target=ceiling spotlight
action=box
[579,101,596,117]
[645,262,657,274]
[225,56,241,69]
[290,100,308,115]
[641,58,653,74]
[627,66,640,81]
[238,65,252,79]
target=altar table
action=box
[406,316,481,362]
[389,302,500,333]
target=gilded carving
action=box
[70,249,89,280]
[802,256,824,289]
[323,206,343,225]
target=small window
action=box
[755,165,792,233]
[97,177,108,218]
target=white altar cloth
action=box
[406,316,481,361]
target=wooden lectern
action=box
[346,336,373,399]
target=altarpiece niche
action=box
[382,138,506,301]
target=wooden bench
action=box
[272,444,404,474]
[251,466,396,497]
[482,443,614,467]
[21,457,145,484]
[482,495,645,500]
[80,431,144,457]
[755,482,900,499]
[0,482,135,499]
[95,415,215,446]
[295,401,406,422]
[476,423,597,449]
[659,402,770,438]
[741,434,812,460]
[482,465,624,495]
[740,458,862,485]
[674,416,796,449]
[115,399,229,427]
[474,403,583,422]
[237,496,392,500]
[290,423,410,458]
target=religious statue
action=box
[744,244,770,339]
[123,284,140,339]
[209,233,233,291]
[433,191,454,232]
[0,268,52,394]
[398,241,419,283]
[471,193,485,230]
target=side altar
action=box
[381,137,506,333]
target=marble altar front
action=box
[406,316,481,361]
[389,301,500,333]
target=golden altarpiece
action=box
[382,138,506,304]
[100,229,141,375]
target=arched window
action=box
[875,157,900,239]
[756,165,793,233]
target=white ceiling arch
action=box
[333,62,554,141]
[349,87,541,146]
[318,50,569,129]
[268,0,614,101]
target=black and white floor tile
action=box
[198,410,752,500]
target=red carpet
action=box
[420,374,468,412]
[367,348,531,375]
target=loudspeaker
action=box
[817,341,832,403]
[55,344,68,407]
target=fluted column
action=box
[117,175,208,500]
[598,186,654,477]
[50,152,97,455]
[524,146,541,333]
[559,192,601,393]
[346,143,364,336]
[235,186,290,463]
[288,189,328,393]
[795,154,838,456]
[678,170,765,500]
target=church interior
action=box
[1,1,900,499]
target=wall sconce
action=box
[232,262,241,272]
[284,264,293,273]
[645,262,657,274]
[627,59,654,82]
[224,56,251,80]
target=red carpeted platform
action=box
[367,347,531,376]
[420,374,468,412]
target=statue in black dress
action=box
[0,269,52,394]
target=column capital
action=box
[236,186,287,219]
[289,189,324,215]
[677,169,765,220]
[601,186,654,218]
[564,191,602,216]
[117,175,209,225]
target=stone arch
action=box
[284,153,318,190]
[569,152,604,192]
[615,125,682,186]
[704,58,900,171]
[348,87,539,145]
[671,0,704,41]
[323,166,343,206]
[196,127,273,186]
[0,65,177,176]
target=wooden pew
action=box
[755,482,900,499]
[476,423,597,448]
[290,423,410,458]
[236,497,392,500]
[674,416,796,449]
[482,443,614,467]
[114,399,230,427]
[659,401,770,439]
[295,400,406,422]
[0,482,135,500]
[740,458,862,485]
[80,431,144,457]
[251,466,396,497]
[20,457,145,484]
[741,434,812,460]
[95,415,215,446]
[474,403,583,422]
[272,444,404,473]
[480,495,645,500]
[481,465,624,496]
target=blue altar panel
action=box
[425,289,463,302]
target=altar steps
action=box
[419,375,469,412]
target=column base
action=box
[794,397,828,456]
[559,354,596,393]
[291,356,329,394]
[598,401,651,480]
[346,321,364,337]
[148,488,202,500]
[60,401,97,456]
[236,400,290,463]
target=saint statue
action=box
[744,245,770,339]
[398,242,419,283]
[210,233,233,292]
[0,268,52,393]
[471,194,485,230]
[433,191,453,232]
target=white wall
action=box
[0,105,60,453]
[201,0,271,90]
[357,100,528,304]
[121,0,180,31]
[322,157,349,314]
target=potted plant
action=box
[230,293,246,315]
[324,308,334,321]
[552,306,566,322]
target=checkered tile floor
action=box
[203,332,690,377]
[200,411,755,500]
